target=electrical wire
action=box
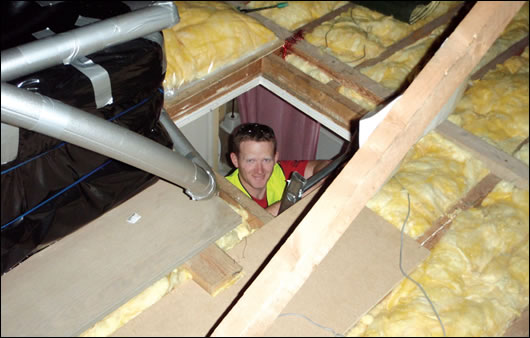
[324,9,366,65]
[278,312,345,337]
[276,179,447,337]
[399,191,447,337]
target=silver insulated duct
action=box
[1,1,217,200]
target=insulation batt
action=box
[367,131,489,239]
[247,1,349,31]
[348,10,529,335]
[162,1,276,98]
[282,2,458,108]
[449,46,529,155]
[349,181,529,336]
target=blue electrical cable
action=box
[1,159,113,230]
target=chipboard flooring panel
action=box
[1,179,241,337]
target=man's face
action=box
[231,140,278,194]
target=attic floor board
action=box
[113,193,428,336]
[0,179,241,337]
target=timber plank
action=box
[0,180,242,337]
[436,120,529,190]
[165,57,263,121]
[183,244,243,297]
[262,53,366,130]
[210,2,525,336]
[218,190,264,230]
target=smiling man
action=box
[226,123,330,216]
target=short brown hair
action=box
[231,123,277,156]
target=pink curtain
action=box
[237,86,320,161]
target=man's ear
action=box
[230,152,239,168]
[274,152,279,163]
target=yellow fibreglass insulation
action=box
[348,180,529,336]
[303,2,458,67]
[284,53,377,111]
[359,25,446,90]
[162,1,277,98]
[246,1,349,31]
[449,46,529,155]
[80,203,253,337]
[367,131,490,239]
[281,2,457,109]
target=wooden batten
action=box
[216,173,274,228]
[471,34,529,80]
[293,2,356,35]
[165,57,263,121]
[262,52,366,130]
[210,2,525,336]
[437,121,529,191]
[183,244,243,297]
[355,3,466,69]
[418,29,530,249]
[289,40,394,104]
[418,173,503,250]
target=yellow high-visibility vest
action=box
[225,163,286,207]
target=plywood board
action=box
[0,179,242,337]
[264,207,429,337]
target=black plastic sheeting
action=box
[1,1,173,274]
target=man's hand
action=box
[304,160,332,178]
[266,201,281,216]
[302,159,332,196]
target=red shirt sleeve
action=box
[278,160,309,180]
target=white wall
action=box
[176,109,218,170]
[316,124,346,160]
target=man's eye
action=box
[264,159,272,163]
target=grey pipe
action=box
[1,1,179,82]
[1,82,216,200]
[158,109,216,178]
